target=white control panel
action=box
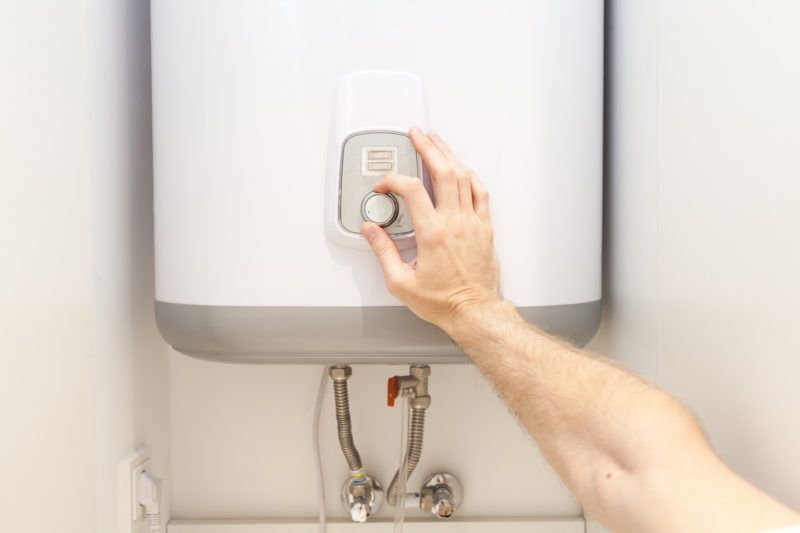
[325,71,430,251]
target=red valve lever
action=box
[387,376,400,407]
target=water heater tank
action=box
[152,0,604,364]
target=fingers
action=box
[373,173,437,227]
[409,127,458,211]
[457,170,474,212]
[361,222,411,292]
[428,130,458,161]
[429,131,474,211]
[471,174,491,223]
[413,128,478,212]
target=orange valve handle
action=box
[387,376,400,407]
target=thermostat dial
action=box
[361,192,399,227]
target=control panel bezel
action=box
[337,130,424,239]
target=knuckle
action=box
[387,173,404,188]
[393,179,408,195]
[429,162,445,176]
[386,275,407,294]
[433,164,456,181]
[407,178,426,193]
[423,224,447,245]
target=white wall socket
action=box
[120,446,151,533]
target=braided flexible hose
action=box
[386,407,426,506]
[333,378,363,473]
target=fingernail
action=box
[409,126,422,136]
[429,130,439,138]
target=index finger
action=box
[373,173,437,228]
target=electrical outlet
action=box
[120,446,151,533]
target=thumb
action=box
[361,222,409,288]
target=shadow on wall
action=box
[89,0,173,530]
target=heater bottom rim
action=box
[155,300,602,364]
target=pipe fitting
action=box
[409,396,431,410]
[410,364,431,380]
[329,365,352,381]
[387,365,430,407]
[420,473,463,519]
[341,474,383,523]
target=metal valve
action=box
[341,475,383,523]
[420,473,463,519]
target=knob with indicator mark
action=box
[361,192,399,228]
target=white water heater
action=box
[152,0,604,363]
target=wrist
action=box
[439,298,524,344]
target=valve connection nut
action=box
[410,365,431,378]
[330,366,352,381]
[410,396,431,410]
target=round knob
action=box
[349,501,368,523]
[422,473,462,520]
[432,496,456,519]
[361,192,399,227]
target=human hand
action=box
[361,127,503,333]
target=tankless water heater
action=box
[152,0,604,363]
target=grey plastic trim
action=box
[155,300,601,364]
[337,130,422,237]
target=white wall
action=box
[0,2,172,532]
[0,3,96,532]
[593,0,800,528]
[656,0,800,509]
[593,0,660,381]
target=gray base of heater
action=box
[155,300,602,364]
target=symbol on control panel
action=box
[361,192,399,227]
[362,147,398,176]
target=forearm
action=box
[443,301,715,527]
[444,302,800,532]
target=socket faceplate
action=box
[120,446,151,533]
